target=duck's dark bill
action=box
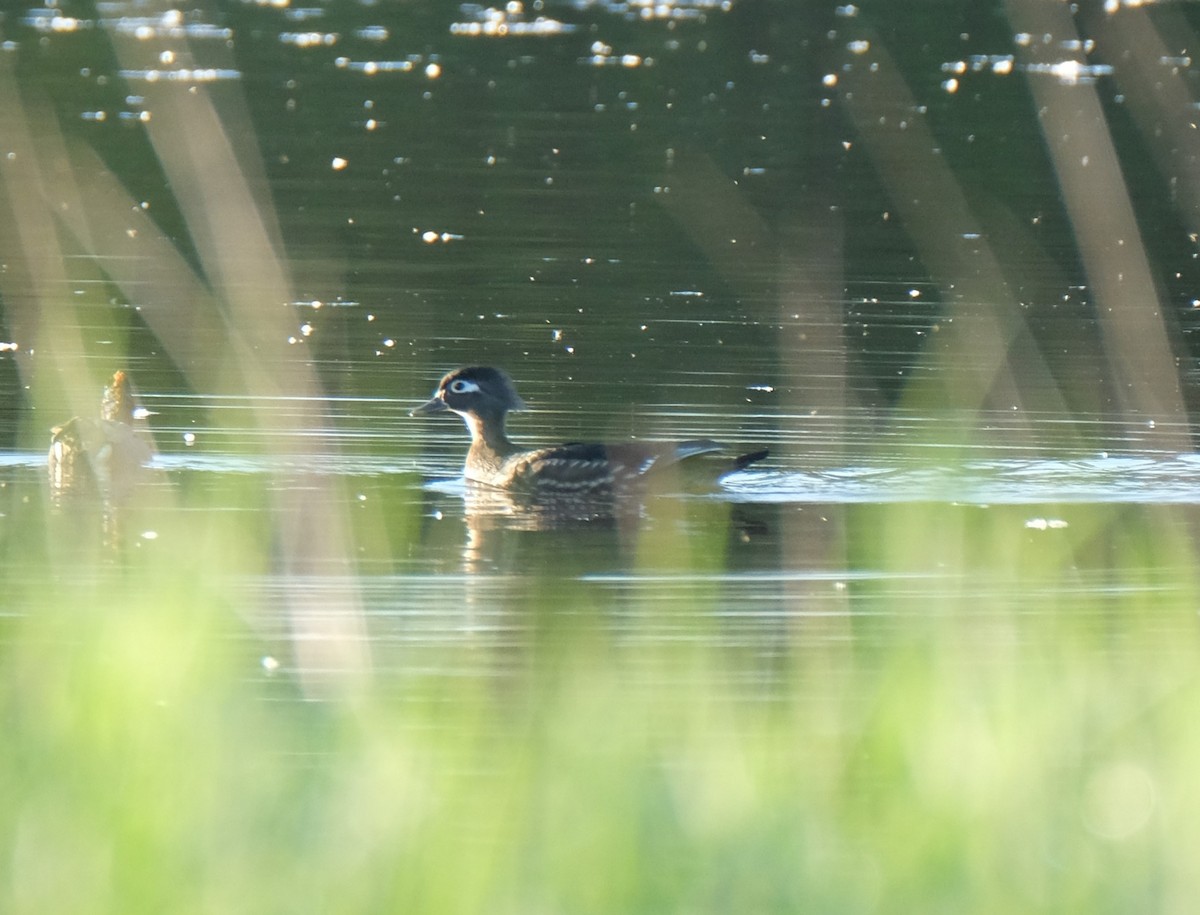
[410,397,448,416]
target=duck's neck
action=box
[463,409,518,459]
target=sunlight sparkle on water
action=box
[420,230,462,244]
[450,2,576,37]
[118,68,242,83]
[279,31,337,48]
[338,58,421,75]
[22,12,84,32]
[1024,518,1069,530]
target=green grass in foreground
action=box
[0,481,1198,914]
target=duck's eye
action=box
[448,379,480,395]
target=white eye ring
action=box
[448,379,481,395]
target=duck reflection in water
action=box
[412,366,768,551]
[48,369,156,507]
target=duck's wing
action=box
[610,439,768,479]
[507,442,624,492]
[600,439,723,474]
[503,439,767,493]
[505,439,723,489]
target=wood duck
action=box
[411,366,767,493]
[49,370,155,496]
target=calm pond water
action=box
[3,1,1200,909]
[2,0,1200,728]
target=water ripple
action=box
[724,455,1200,504]
[7,448,1199,504]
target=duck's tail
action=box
[732,448,769,472]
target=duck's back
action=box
[490,439,756,494]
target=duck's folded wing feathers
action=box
[510,439,731,489]
[602,439,725,473]
[510,443,621,491]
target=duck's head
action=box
[411,366,527,423]
[101,370,132,423]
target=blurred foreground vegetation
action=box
[0,475,1196,914]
